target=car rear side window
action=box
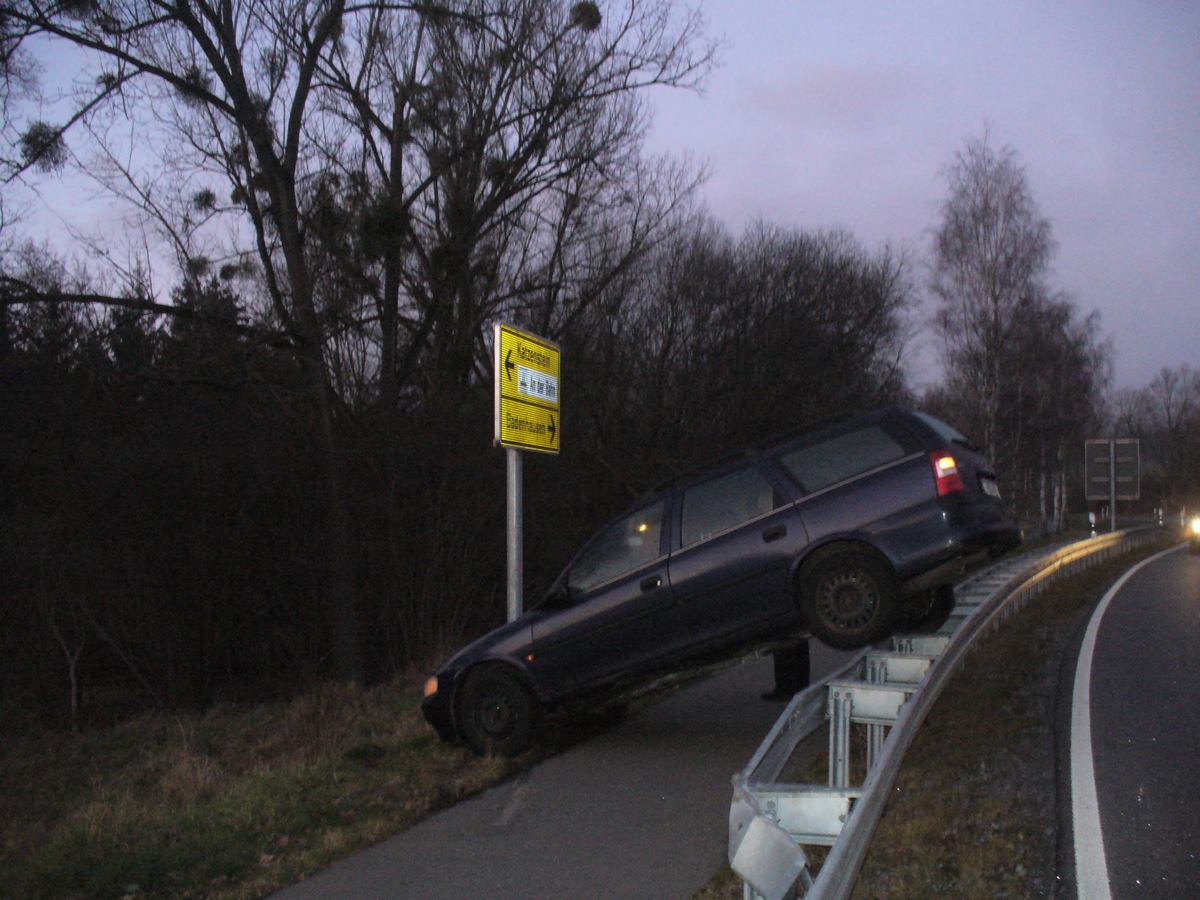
[778,426,906,494]
[680,466,777,548]
[568,501,665,592]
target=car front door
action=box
[528,499,680,698]
[666,464,809,657]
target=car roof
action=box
[645,406,906,496]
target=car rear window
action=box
[680,466,777,547]
[778,426,906,494]
[912,411,973,448]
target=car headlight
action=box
[423,676,439,699]
[1190,517,1200,538]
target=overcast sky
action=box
[15,3,1197,392]
[643,0,1200,390]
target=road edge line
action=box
[1070,543,1181,899]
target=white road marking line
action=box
[1071,544,1183,898]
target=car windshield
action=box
[566,501,665,594]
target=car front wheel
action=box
[799,551,899,650]
[458,666,540,757]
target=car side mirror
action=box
[541,580,574,609]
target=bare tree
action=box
[923,133,1118,526]
[1003,294,1110,529]
[567,214,915,487]
[1120,366,1200,512]
[304,0,712,404]
[929,132,1055,467]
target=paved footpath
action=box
[273,644,853,900]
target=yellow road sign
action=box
[495,324,561,453]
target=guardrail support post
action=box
[828,681,914,786]
[828,687,852,788]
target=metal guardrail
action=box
[728,527,1162,900]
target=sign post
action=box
[494,324,561,621]
[1085,438,1140,531]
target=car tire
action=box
[799,550,899,650]
[458,666,541,757]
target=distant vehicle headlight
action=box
[1190,516,1200,537]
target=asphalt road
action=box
[1069,545,1200,898]
[272,643,854,899]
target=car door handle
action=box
[640,575,662,591]
[762,525,787,543]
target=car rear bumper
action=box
[897,514,1022,596]
[959,518,1023,554]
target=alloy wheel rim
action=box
[479,693,515,735]
[817,570,878,630]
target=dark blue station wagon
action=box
[423,407,1021,755]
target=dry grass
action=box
[0,678,526,899]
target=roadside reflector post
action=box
[1109,439,1116,533]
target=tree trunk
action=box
[308,345,364,683]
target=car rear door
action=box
[666,463,809,656]
[776,419,932,561]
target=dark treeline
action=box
[1,215,913,729]
[1111,366,1200,516]
[1,0,720,726]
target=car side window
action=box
[568,501,665,593]
[680,466,777,548]
[779,426,906,494]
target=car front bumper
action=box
[421,677,459,742]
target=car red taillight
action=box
[930,452,965,496]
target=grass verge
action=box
[0,679,532,899]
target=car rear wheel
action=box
[799,551,899,649]
[458,666,540,757]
